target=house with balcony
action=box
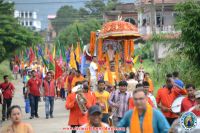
[14,10,41,31]
[136,0,183,35]
[103,3,138,25]
[103,1,183,59]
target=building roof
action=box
[47,15,56,20]
[140,0,184,4]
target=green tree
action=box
[56,18,101,47]
[52,0,119,33]
[0,0,42,63]
[51,5,79,32]
[175,0,200,65]
[85,0,106,16]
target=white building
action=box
[14,10,41,31]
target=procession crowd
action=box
[0,57,200,133]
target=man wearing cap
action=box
[117,88,169,133]
[172,71,184,88]
[109,81,132,126]
[188,90,200,117]
[156,78,187,125]
[77,105,112,133]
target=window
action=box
[29,12,32,18]
[21,12,24,17]
[30,21,32,26]
[25,12,28,18]
[124,18,136,25]
[26,21,28,26]
[156,13,164,27]
[21,22,24,26]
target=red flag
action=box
[55,61,63,80]
[29,48,35,64]
[15,55,20,63]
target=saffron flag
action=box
[75,42,81,64]
[69,45,77,70]
[133,55,139,64]
[55,61,63,80]
[53,44,56,60]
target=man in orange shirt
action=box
[65,81,94,133]
[190,90,200,117]
[71,70,85,88]
[156,78,187,125]
[181,84,197,113]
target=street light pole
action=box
[150,0,158,63]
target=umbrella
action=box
[99,20,140,40]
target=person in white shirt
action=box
[127,72,138,95]
[89,57,98,91]
[143,81,157,108]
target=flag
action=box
[38,45,43,56]
[56,40,61,57]
[29,48,35,64]
[59,54,63,65]
[53,44,56,60]
[89,31,96,56]
[48,51,53,63]
[66,49,70,63]
[80,54,89,76]
[55,61,63,80]
[76,25,83,47]
[69,45,77,70]
[75,42,81,64]
[48,61,55,71]
[59,41,66,61]
[133,55,139,64]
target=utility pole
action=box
[160,0,164,31]
[150,0,158,63]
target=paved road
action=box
[1,78,71,133]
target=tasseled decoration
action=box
[115,52,119,82]
[98,38,103,61]
[129,39,135,57]
[124,40,129,61]
[89,31,96,56]
[97,38,103,72]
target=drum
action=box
[171,96,185,113]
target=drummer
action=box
[189,90,200,117]
[156,78,187,125]
[181,84,197,113]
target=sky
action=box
[11,0,136,29]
